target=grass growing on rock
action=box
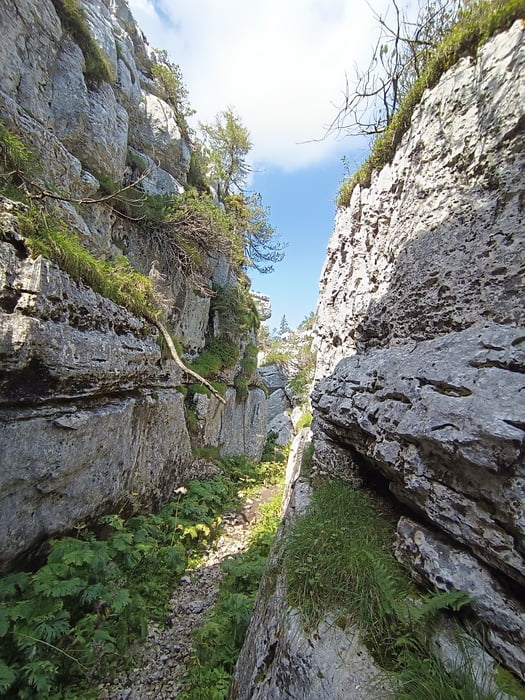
[283,478,493,697]
[338,0,525,207]
[17,207,159,320]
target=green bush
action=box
[211,284,260,339]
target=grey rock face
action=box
[315,21,525,379]
[396,518,525,679]
[0,233,197,571]
[313,323,525,585]
[0,391,192,572]
[311,21,525,683]
[258,364,288,393]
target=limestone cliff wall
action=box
[0,0,266,571]
[312,22,525,680]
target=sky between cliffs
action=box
[128,0,394,329]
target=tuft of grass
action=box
[338,0,525,207]
[19,208,159,320]
[285,479,472,670]
[50,0,114,87]
[188,338,240,379]
[0,121,37,178]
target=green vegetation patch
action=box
[0,455,285,698]
[0,477,241,698]
[211,284,260,339]
[18,208,159,320]
[284,478,479,694]
[188,338,240,379]
[50,0,114,87]
[181,454,285,699]
[338,0,525,207]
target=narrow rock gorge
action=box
[235,16,525,699]
[1,0,524,698]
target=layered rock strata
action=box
[312,21,525,681]
[0,0,267,570]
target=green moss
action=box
[233,373,248,400]
[240,343,258,378]
[188,338,240,379]
[338,0,525,207]
[192,445,221,461]
[185,406,199,434]
[50,0,114,87]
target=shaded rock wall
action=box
[312,22,525,680]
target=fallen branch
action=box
[151,317,227,405]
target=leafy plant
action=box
[181,488,283,699]
[0,462,275,698]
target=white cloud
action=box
[128,0,392,171]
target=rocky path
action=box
[98,485,280,700]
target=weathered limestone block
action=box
[251,291,271,321]
[0,243,163,403]
[218,388,268,460]
[396,518,525,679]
[258,364,288,393]
[315,21,525,378]
[267,413,294,446]
[267,388,291,423]
[0,391,192,572]
[130,92,190,183]
[312,323,525,585]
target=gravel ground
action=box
[98,487,279,700]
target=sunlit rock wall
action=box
[312,21,525,680]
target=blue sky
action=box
[249,162,350,330]
[128,0,393,328]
